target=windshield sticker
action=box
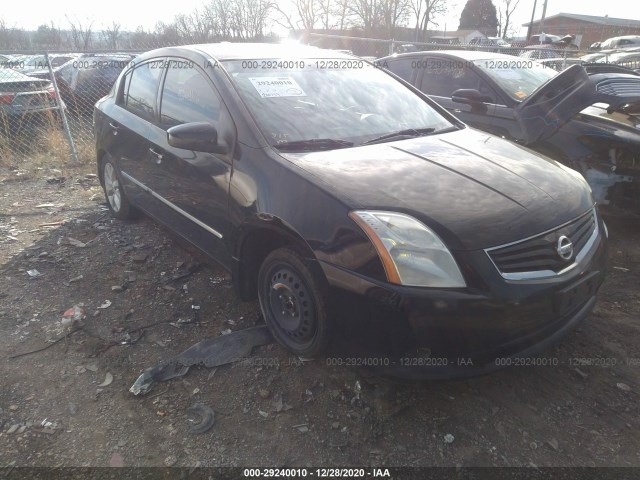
[514,91,527,99]
[249,77,307,98]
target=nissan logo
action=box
[557,235,574,260]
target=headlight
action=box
[349,210,466,288]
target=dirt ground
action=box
[1,163,639,469]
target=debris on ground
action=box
[66,237,86,248]
[186,404,215,434]
[444,434,455,444]
[98,372,114,387]
[129,326,273,395]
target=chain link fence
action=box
[1,35,638,168]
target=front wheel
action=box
[258,247,331,357]
[101,155,136,220]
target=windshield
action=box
[473,59,557,100]
[222,59,453,149]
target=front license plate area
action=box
[554,271,600,314]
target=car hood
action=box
[279,128,594,250]
[516,65,640,145]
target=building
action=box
[427,29,487,44]
[524,13,640,48]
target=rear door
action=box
[143,58,236,266]
[108,58,166,211]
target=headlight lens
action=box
[350,210,466,288]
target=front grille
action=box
[487,210,596,275]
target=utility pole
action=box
[539,0,549,34]
[527,0,538,41]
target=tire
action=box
[258,247,331,357]
[100,154,136,220]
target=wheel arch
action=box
[233,217,322,301]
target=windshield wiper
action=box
[361,125,458,145]
[273,138,354,152]
[361,127,437,146]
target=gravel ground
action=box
[1,164,639,469]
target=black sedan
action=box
[94,44,607,378]
[379,50,640,215]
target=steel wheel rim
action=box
[266,265,316,345]
[103,162,121,212]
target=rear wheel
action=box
[258,247,331,357]
[101,155,136,220]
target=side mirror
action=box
[167,122,228,154]
[451,89,493,105]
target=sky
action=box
[1,0,638,37]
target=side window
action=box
[125,59,164,122]
[159,60,223,129]
[420,59,498,103]
[383,57,417,83]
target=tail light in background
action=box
[0,92,16,105]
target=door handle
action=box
[149,148,163,164]
[108,122,119,136]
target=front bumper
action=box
[319,215,608,380]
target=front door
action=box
[143,58,236,267]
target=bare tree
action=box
[499,0,521,38]
[347,0,383,36]
[154,21,182,46]
[229,0,275,39]
[380,0,411,38]
[101,22,121,49]
[318,0,334,29]
[0,20,31,49]
[174,9,216,43]
[333,0,352,31]
[67,16,94,50]
[410,0,447,41]
[348,0,410,38]
[274,0,320,31]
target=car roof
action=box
[380,50,524,61]
[0,69,49,83]
[139,43,353,61]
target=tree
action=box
[0,20,31,49]
[497,0,520,38]
[67,16,94,50]
[273,0,320,31]
[409,0,448,41]
[33,23,62,49]
[101,22,122,49]
[458,0,498,36]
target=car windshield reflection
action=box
[223,59,454,149]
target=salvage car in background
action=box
[0,68,62,135]
[596,50,640,72]
[53,53,135,114]
[17,54,78,75]
[94,44,608,378]
[380,50,640,215]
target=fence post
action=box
[45,52,79,163]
